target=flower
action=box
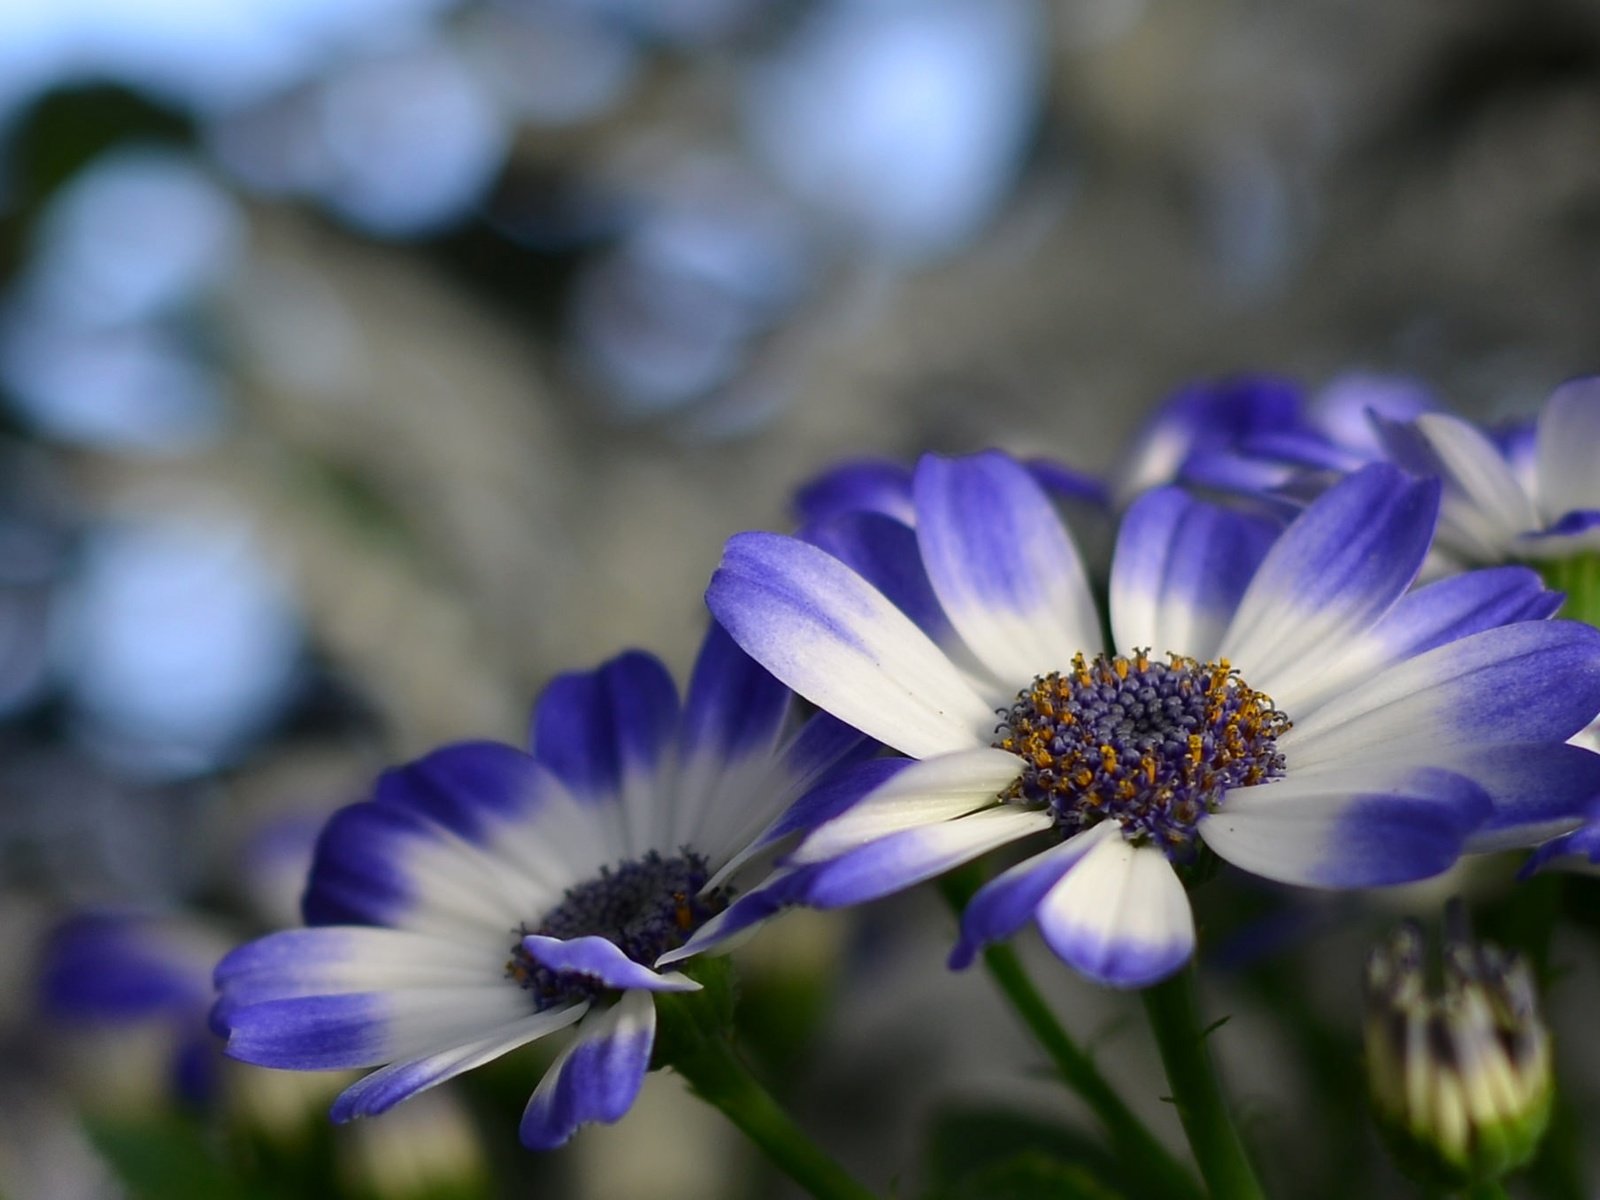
[213,626,871,1149]
[707,451,1600,988]
[1363,913,1552,1186]
[1113,372,1438,510]
[1377,376,1600,571]
[40,911,227,1106]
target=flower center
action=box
[506,850,730,1010]
[992,651,1289,860]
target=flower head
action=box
[1112,372,1436,509]
[708,451,1600,988]
[1364,913,1552,1186]
[40,911,226,1106]
[1378,376,1600,571]
[213,625,871,1150]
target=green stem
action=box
[939,874,1203,1200]
[1142,968,1266,1200]
[669,1033,877,1200]
[1462,1182,1510,1200]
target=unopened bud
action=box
[1363,909,1552,1187]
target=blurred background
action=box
[2,0,1600,1197]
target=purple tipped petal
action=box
[1521,818,1600,877]
[660,869,815,964]
[519,936,699,994]
[1451,743,1600,852]
[1373,567,1561,657]
[302,802,427,927]
[1110,487,1278,662]
[793,458,915,525]
[912,452,1101,683]
[223,994,389,1069]
[804,511,954,646]
[1219,465,1440,693]
[1023,457,1109,506]
[756,757,915,851]
[374,741,546,842]
[777,710,881,797]
[1117,375,1304,502]
[794,806,1052,909]
[1285,621,1600,767]
[520,991,655,1150]
[224,987,531,1070]
[330,1006,587,1121]
[1203,765,1490,887]
[41,914,208,1022]
[949,824,1115,969]
[1281,566,1566,715]
[708,531,993,758]
[679,622,791,765]
[1521,509,1600,541]
[530,650,681,806]
[1034,837,1195,989]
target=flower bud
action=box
[1363,911,1552,1187]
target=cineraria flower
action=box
[1378,376,1600,571]
[708,452,1600,988]
[41,911,226,1105]
[214,627,870,1149]
[1114,372,1437,510]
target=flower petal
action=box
[948,823,1118,969]
[223,986,533,1070]
[1269,566,1561,714]
[372,742,546,843]
[1201,765,1490,887]
[1379,413,1536,561]
[301,791,588,938]
[794,806,1054,909]
[708,531,994,757]
[301,803,520,934]
[1282,620,1600,768]
[1520,819,1600,877]
[912,452,1101,684]
[1535,377,1600,521]
[678,622,791,769]
[330,1006,588,1120]
[520,990,655,1151]
[658,868,812,965]
[1217,465,1438,699]
[1445,742,1600,853]
[518,936,699,994]
[529,651,681,855]
[1109,487,1277,661]
[215,928,507,1011]
[793,458,915,525]
[791,748,1024,863]
[1034,837,1194,989]
[804,511,957,650]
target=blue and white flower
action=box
[1378,376,1600,569]
[1114,372,1438,510]
[708,452,1600,988]
[214,627,870,1149]
[41,911,228,1105]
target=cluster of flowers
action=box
[192,372,1600,1154]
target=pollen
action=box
[992,651,1289,860]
